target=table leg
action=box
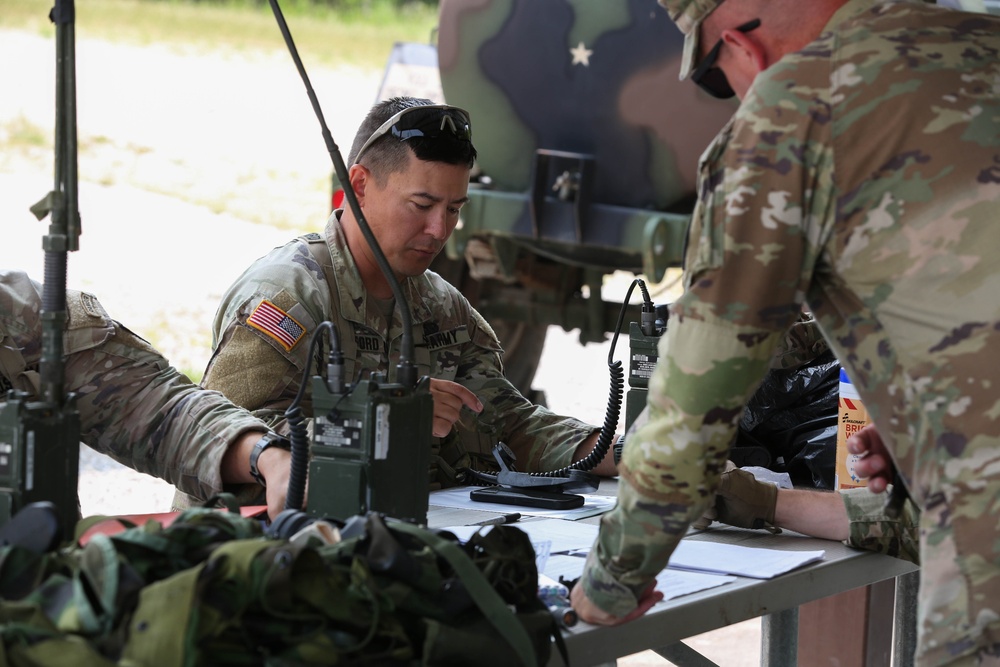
[761,607,799,666]
[893,571,919,667]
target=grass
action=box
[1,0,440,229]
[2,0,439,70]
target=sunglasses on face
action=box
[691,18,761,99]
[353,104,472,165]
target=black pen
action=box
[473,512,521,526]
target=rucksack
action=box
[0,503,562,666]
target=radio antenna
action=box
[266,0,418,388]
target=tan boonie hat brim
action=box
[658,0,727,80]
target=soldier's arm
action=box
[700,468,920,564]
[68,324,272,501]
[781,486,919,564]
[202,287,321,432]
[456,309,601,474]
[571,431,618,476]
[839,486,920,564]
[203,321,304,428]
[220,430,291,518]
[578,54,838,621]
[773,487,849,540]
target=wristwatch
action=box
[613,434,626,466]
[249,433,292,487]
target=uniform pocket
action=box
[683,131,732,288]
[419,324,471,381]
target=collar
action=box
[325,212,438,335]
[824,0,885,31]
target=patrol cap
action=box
[657,0,728,80]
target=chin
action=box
[396,262,430,279]
[408,254,437,273]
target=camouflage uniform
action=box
[583,2,1000,664]
[0,270,267,500]
[841,486,921,565]
[177,213,597,504]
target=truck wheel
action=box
[490,319,548,406]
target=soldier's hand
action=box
[428,379,483,438]
[570,581,663,626]
[847,423,892,493]
[256,444,293,520]
[704,465,780,533]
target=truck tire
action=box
[489,319,548,406]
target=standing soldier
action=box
[571,2,1000,666]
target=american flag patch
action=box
[247,300,306,351]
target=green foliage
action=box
[1,0,439,70]
[2,116,49,149]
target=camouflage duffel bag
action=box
[0,505,562,666]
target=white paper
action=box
[443,518,597,554]
[653,568,737,601]
[542,554,735,603]
[668,540,825,579]
[444,517,825,580]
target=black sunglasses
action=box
[353,104,472,164]
[691,18,761,99]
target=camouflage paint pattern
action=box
[438,0,735,207]
[435,0,737,281]
[0,270,267,500]
[188,214,597,500]
[583,2,1000,664]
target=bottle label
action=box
[836,370,871,490]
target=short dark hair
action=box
[347,96,477,179]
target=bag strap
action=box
[301,232,337,292]
[387,519,540,667]
[300,232,359,371]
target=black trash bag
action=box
[732,350,840,489]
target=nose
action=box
[425,209,450,242]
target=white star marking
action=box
[570,41,593,67]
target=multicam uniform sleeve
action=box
[201,241,326,431]
[841,486,920,565]
[64,290,268,500]
[581,54,838,615]
[454,306,598,473]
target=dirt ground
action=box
[0,26,760,665]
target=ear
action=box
[721,28,768,75]
[348,163,370,206]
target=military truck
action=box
[365,0,1000,403]
[361,0,735,399]
[367,0,997,400]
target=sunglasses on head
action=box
[353,104,472,165]
[691,18,761,100]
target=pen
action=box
[473,512,521,526]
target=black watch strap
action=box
[613,434,626,466]
[249,433,291,487]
